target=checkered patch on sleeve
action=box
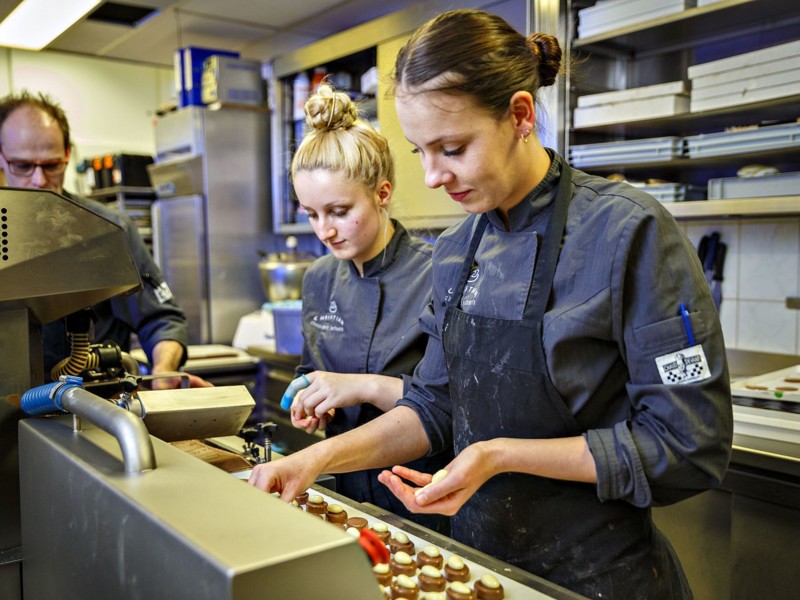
[654,344,711,385]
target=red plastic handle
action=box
[357,528,390,565]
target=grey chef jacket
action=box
[398,151,733,508]
[43,191,189,377]
[298,221,452,530]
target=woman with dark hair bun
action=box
[251,11,731,599]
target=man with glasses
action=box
[0,90,209,389]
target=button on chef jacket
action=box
[397,151,732,589]
[298,221,452,534]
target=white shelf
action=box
[664,196,800,219]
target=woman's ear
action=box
[376,180,393,208]
[509,90,535,137]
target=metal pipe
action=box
[61,387,157,474]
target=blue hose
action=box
[280,374,310,410]
[20,376,84,416]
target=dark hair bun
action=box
[305,84,358,131]
[528,33,561,87]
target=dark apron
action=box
[318,276,451,535]
[441,164,689,599]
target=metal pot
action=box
[257,238,316,302]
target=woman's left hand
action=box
[377,441,497,516]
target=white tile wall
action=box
[681,217,800,355]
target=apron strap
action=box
[526,163,573,320]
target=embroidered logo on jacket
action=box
[310,299,344,333]
[445,263,480,306]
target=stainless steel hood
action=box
[0,188,140,326]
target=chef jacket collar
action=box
[350,218,410,278]
[486,148,562,234]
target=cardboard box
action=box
[691,70,800,101]
[578,0,693,37]
[577,81,687,108]
[690,54,799,90]
[690,80,800,112]
[574,94,689,128]
[687,39,800,80]
[201,55,264,105]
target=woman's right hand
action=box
[247,450,323,501]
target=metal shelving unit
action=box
[89,186,156,248]
[567,0,800,220]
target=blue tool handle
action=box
[280,374,311,410]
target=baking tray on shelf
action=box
[685,121,800,158]
[708,171,800,199]
[731,365,800,403]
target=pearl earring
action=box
[520,129,531,143]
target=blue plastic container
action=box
[272,304,303,355]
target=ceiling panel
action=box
[181,0,347,29]
[49,20,132,56]
[99,10,264,66]
[3,0,419,67]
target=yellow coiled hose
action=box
[50,331,102,381]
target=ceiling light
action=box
[0,0,102,50]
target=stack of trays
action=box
[569,136,683,168]
[688,40,800,112]
[577,0,696,38]
[708,171,800,200]
[684,121,800,158]
[628,181,688,203]
[574,81,690,128]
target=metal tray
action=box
[685,122,800,158]
[708,171,800,200]
[731,365,800,403]
[569,136,683,166]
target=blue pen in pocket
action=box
[679,303,696,346]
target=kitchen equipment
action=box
[258,236,316,302]
[731,365,800,404]
[150,105,271,344]
[0,188,141,600]
[18,415,385,600]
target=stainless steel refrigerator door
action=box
[202,107,271,343]
[152,195,209,344]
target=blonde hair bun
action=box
[305,83,358,131]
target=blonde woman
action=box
[272,83,451,534]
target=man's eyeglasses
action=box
[0,148,69,177]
